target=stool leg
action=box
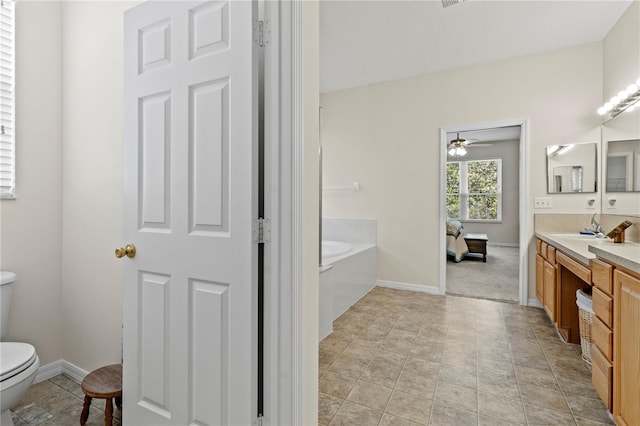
[80,395,92,425]
[104,398,114,426]
[115,395,122,409]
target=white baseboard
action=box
[61,360,89,383]
[377,280,442,295]
[528,298,543,309]
[34,360,63,383]
[34,359,88,384]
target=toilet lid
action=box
[0,342,37,382]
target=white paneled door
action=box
[122,1,257,425]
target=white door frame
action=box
[263,1,305,424]
[438,119,530,306]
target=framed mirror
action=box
[546,142,597,193]
[602,105,640,216]
[606,139,640,192]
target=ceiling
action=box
[446,126,521,144]
[320,0,633,93]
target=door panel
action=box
[123,2,256,424]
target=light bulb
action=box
[448,148,456,156]
[597,107,607,115]
[604,102,613,111]
[457,147,467,156]
[611,96,620,106]
[618,90,629,100]
[627,83,639,94]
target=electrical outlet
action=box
[534,197,552,209]
[586,198,596,209]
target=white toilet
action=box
[0,271,40,426]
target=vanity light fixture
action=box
[597,77,640,117]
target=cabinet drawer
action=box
[536,238,542,254]
[593,287,613,328]
[556,251,591,283]
[592,315,613,362]
[592,258,613,296]
[547,246,556,264]
[592,345,612,411]
[541,241,548,259]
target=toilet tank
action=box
[0,271,16,338]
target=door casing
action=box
[438,119,530,306]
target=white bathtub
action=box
[319,240,376,340]
[322,241,352,260]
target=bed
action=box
[446,220,469,262]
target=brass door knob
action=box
[115,243,136,259]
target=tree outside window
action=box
[446,159,501,221]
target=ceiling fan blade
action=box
[468,143,493,147]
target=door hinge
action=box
[253,218,271,244]
[254,19,270,47]
[254,415,269,426]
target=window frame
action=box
[446,158,503,223]
[0,0,15,199]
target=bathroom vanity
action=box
[534,232,640,424]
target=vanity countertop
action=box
[588,243,640,275]
[536,232,640,274]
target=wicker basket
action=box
[577,289,594,365]
[578,307,593,364]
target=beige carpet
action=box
[446,245,519,303]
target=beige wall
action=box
[60,1,139,372]
[321,43,603,297]
[303,2,320,424]
[0,1,63,365]
[602,1,640,216]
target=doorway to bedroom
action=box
[442,123,524,303]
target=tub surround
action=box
[319,219,377,340]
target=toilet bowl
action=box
[0,342,40,426]
[0,272,40,426]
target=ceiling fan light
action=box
[457,147,467,156]
[610,96,621,106]
[627,83,639,94]
[597,107,607,115]
[448,148,456,156]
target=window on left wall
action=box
[0,0,15,199]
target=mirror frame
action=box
[546,142,598,194]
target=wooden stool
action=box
[80,364,122,426]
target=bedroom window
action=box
[446,158,502,222]
[0,0,15,199]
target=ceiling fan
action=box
[447,132,493,157]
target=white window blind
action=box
[0,0,14,199]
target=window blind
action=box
[0,0,14,199]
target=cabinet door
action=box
[614,270,640,426]
[543,261,557,322]
[536,254,544,303]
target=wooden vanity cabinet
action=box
[591,257,614,412]
[614,269,640,426]
[535,239,557,322]
[543,260,557,322]
[555,251,590,344]
[536,254,544,302]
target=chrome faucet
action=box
[587,213,605,237]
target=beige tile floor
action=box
[319,287,614,426]
[8,286,612,426]
[10,374,121,426]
